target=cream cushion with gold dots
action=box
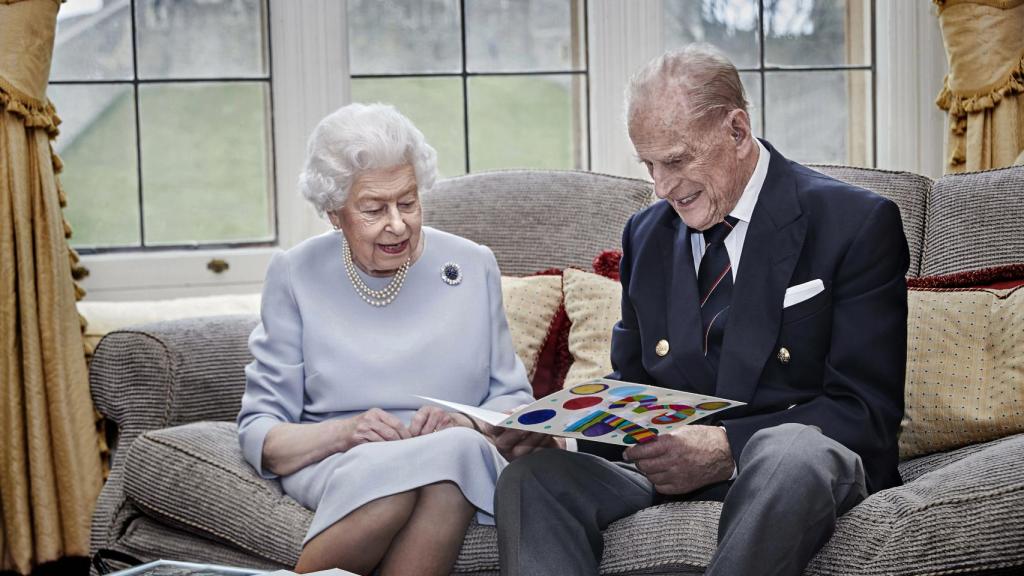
[500,275,564,380]
[900,286,1024,459]
[562,268,622,387]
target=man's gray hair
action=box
[625,44,749,129]
[299,103,438,217]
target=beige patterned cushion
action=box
[561,268,621,387]
[900,287,1024,459]
[500,275,563,380]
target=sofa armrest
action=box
[90,314,259,447]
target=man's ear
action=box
[725,109,751,146]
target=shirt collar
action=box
[729,138,770,224]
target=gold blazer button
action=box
[777,347,791,364]
[655,339,670,357]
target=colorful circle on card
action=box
[570,383,609,395]
[697,401,731,411]
[623,428,659,444]
[563,396,603,410]
[607,385,648,398]
[517,409,557,425]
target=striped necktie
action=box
[697,216,739,372]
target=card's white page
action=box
[416,396,509,426]
[420,380,744,446]
[497,379,744,446]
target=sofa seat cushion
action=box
[123,421,311,566]
[122,422,1024,576]
[121,421,513,573]
[808,432,1024,575]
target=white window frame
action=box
[79,0,946,300]
[79,0,347,300]
[587,0,948,181]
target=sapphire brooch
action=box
[441,262,462,286]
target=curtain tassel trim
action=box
[936,55,1024,166]
[0,76,61,137]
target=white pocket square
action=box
[783,279,825,308]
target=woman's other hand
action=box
[409,405,455,437]
[341,408,411,449]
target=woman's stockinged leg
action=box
[379,481,475,576]
[294,491,418,575]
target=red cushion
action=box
[907,263,1024,290]
[526,268,574,398]
[593,250,622,281]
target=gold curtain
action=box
[935,0,1024,173]
[0,0,103,573]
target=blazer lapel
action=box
[716,142,807,404]
[656,212,717,394]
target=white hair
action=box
[625,44,749,130]
[298,103,438,217]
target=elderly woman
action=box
[237,103,534,575]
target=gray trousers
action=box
[494,423,867,576]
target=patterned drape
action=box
[0,0,103,573]
[935,0,1024,173]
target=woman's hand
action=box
[340,408,411,450]
[409,405,455,437]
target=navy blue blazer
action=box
[585,141,909,494]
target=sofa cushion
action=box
[921,165,1024,276]
[423,170,653,277]
[809,165,930,278]
[500,274,563,383]
[561,268,621,387]
[123,422,310,565]
[121,423,1024,575]
[900,286,1024,459]
[121,421,522,573]
[807,432,1024,575]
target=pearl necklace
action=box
[341,236,411,307]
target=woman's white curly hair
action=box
[298,103,438,217]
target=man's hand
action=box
[624,425,734,495]
[489,427,565,461]
[409,405,455,436]
[337,408,411,450]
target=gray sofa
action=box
[89,166,1024,575]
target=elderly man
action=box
[492,45,909,576]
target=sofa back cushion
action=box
[900,286,1024,459]
[810,165,931,278]
[423,170,654,276]
[921,165,1024,276]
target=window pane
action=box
[468,75,587,171]
[764,0,870,66]
[139,83,273,245]
[351,78,466,178]
[739,71,762,137]
[135,0,268,79]
[663,0,759,68]
[466,0,584,73]
[51,0,133,81]
[51,84,140,247]
[764,70,872,165]
[348,0,461,75]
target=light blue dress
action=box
[237,227,534,544]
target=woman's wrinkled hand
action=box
[340,408,411,450]
[409,405,455,436]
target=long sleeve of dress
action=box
[478,246,535,412]
[238,251,305,479]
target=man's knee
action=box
[741,423,864,489]
[496,449,574,502]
